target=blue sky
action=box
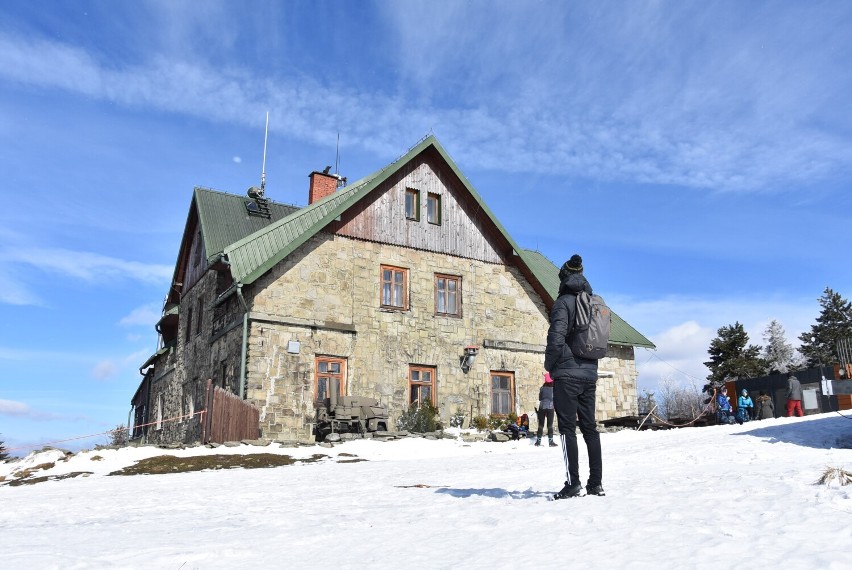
[2,1,851,454]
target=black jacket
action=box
[544,272,598,382]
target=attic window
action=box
[405,188,420,221]
[427,193,441,225]
[245,198,271,219]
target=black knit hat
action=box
[559,254,583,280]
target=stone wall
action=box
[241,232,640,441]
[143,232,642,445]
[146,269,223,445]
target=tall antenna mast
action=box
[260,111,269,195]
[335,131,340,175]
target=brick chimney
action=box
[308,168,339,204]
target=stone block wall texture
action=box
[146,269,222,445]
[241,232,640,441]
[144,232,641,444]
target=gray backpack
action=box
[569,291,611,360]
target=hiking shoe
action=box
[549,439,558,447]
[554,481,583,500]
[586,484,606,496]
[534,438,541,446]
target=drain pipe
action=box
[236,283,249,400]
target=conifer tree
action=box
[0,434,9,460]
[704,322,766,389]
[797,287,852,367]
[762,320,795,374]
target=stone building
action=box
[131,135,654,444]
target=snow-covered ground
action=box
[2,413,851,570]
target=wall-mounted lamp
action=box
[460,346,479,374]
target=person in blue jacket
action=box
[737,389,754,422]
[716,387,739,424]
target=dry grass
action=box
[2,452,351,486]
[815,466,852,486]
[107,453,330,476]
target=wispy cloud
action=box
[0,399,31,416]
[118,303,162,328]
[0,399,62,420]
[91,361,118,382]
[2,247,172,286]
[0,268,42,306]
[90,347,151,382]
[2,1,851,192]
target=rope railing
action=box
[5,410,206,454]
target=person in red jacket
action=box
[786,374,804,417]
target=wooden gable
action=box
[329,147,507,264]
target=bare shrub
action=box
[815,466,852,486]
[105,424,129,447]
[657,377,705,420]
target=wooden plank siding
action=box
[201,379,261,444]
[332,152,506,263]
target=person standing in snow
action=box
[544,254,604,499]
[786,374,804,417]
[737,389,754,422]
[535,372,556,447]
[755,390,775,420]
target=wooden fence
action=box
[201,379,261,444]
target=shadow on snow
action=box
[731,414,852,450]
[434,487,552,500]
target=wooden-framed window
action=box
[381,265,408,310]
[409,365,436,405]
[491,371,514,416]
[405,188,420,221]
[435,274,461,316]
[315,356,346,406]
[427,193,441,225]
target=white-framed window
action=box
[156,394,164,430]
[183,382,196,420]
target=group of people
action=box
[716,387,773,424]
[715,373,805,424]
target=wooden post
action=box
[201,379,213,444]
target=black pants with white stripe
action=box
[553,376,602,487]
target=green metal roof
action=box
[140,345,172,370]
[224,169,383,284]
[194,187,300,260]
[226,135,535,285]
[521,249,655,348]
[221,134,654,349]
